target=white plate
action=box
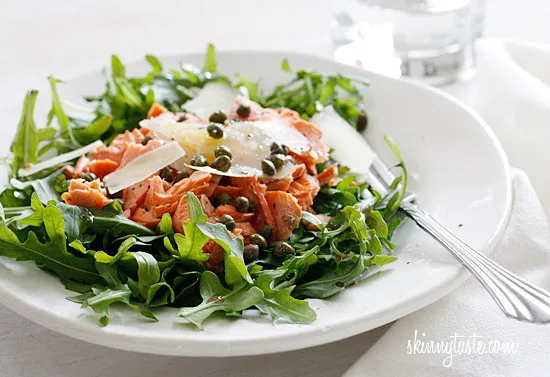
[0,51,512,356]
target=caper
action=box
[159,166,174,182]
[248,201,257,213]
[176,114,187,122]
[214,145,232,159]
[259,225,273,240]
[273,242,295,258]
[219,214,236,231]
[356,114,368,133]
[236,104,251,118]
[250,233,268,250]
[261,159,276,176]
[141,136,153,146]
[270,142,288,155]
[80,172,97,182]
[174,171,189,183]
[209,111,228,124]
[211,155,232,172]
[269,153,286,169]
[190,155,208,167]
[216,193,233,205]
[234,196,250,213]
[243,244,260,263]
[207,123,225,139]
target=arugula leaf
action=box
[372,255,398,266]
[11,171,61,203]
[48,76,76,143]
[145,55,163,73]
[293,256,365,299]
[159,213,174,235]
[17,194,45,227]
[0,202,102,284]
[131,251,160,298]
[381,136,408,217]
[202,43,217,72]
[178,271,263,330]
[146,259,175,307]
[89,202,155,237]
[196,222,251,286]
[254,272,316,324]
[171,193,209,262]
[93,237,139,264]
[235,74,259,101]
[72,115,112,144]
[55,202,93,242]
[0,188,31,208]
[10,90,40,174]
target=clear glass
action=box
[332,0,485,86]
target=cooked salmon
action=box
[231,176,276,237]
[288,174,321,209]
[265,191,302,241]
[83,159,118,179]
[61,179,112,209]
[317,163,339,186]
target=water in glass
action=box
[332,0,484,86]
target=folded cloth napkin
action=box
[344,40,550,377]
[344,169,550,377]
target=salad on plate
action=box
[0,45,406,329]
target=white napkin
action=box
[474,39,550,216]
[344,40,550,377]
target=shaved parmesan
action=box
[103,142,186,194]
[141,117,308,179]
[18,140,105,177]
[182,82,238,118]
[185,164,256,178]
[312,106,377,173]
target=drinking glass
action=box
[331,0,485,86]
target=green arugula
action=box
[178,271,263,330]
[0,202,102,284]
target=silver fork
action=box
[366,157,550,323]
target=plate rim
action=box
[0,50,513,356]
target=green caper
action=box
[159,166,174,182]
[243,244,260,263]
[190,155,208,167]
[80,172,97,182]
[209,111,228,124]
[273,242,295,258]
[259,225,272,240]
[211,155,232,172]
[248,201,257,213]
[236,104,251,118]
[269,154,286,169]
[141,136,153,146]
[214,145,232,159]
[250,233,268,250]
[270,142,288,155]
[207,123,225,139]
[356,114,368,133]
[216,193,233,205]
[174,171,189,183]
[219,214,236,231]
[261,159,276,176]
[234,196,250,213]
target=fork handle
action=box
[401,202,550,323]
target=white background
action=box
[1,1,549,376]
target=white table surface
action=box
[1,1,549,376]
